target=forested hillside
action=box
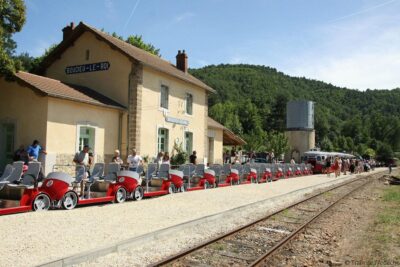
[191,64,400,160]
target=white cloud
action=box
[286,11,400,90]
[104,0,117,20]
[172,12,195,24]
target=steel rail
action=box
[149,173,380,267]
[249,176,374,266]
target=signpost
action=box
[165,117,189,126]
[65,62,110,75]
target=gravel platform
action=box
[0,169,384,267]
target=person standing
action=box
[27,140,47,161]
[290,158,296,165]
[270,150,275,163]
[325,157,332,177]
[127,149,143,172]
[154,151,164,168]
[189,151,197,165]
[73,145,92,197]
[162,152,170,165]
[333,157,338,177]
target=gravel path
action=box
[0,170,384,267]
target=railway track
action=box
[149,172,384,267]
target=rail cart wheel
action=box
[115,187,127,203]
[32,193,51,211]
[204,181,209,189]
[179,185,185,192]
[133,186,144,201]
[62,191,78,210]
[168,184,176,194]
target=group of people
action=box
[108,149,198,171]
[325,157,375,177]
[223,148,278,165]
[13,140,47,163]
[13,140,47,179]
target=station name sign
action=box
[65,62,110,75]
[165,117,189,126]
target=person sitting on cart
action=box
[127,149,143,172]
[73,145,92,196]
[112,149,124,165]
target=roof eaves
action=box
[14,75,48,97]
[47,94,126,111]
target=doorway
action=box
[0,123,15,170]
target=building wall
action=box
[140,67,207,162]
[45,31,132,107]
[45,97,121,174]
[0,79,48,169]
[43,31,212,163]
[285,130,315,163]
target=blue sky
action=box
[14,0,400,90]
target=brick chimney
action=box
[62,22,75,41]
[176,50,188,72]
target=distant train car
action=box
[303,150,354,174]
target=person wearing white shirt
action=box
[127,149,143,172]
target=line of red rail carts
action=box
[0,161,312,216]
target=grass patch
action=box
[366,184,400,263]
[377,212,400,225]
[211,243,225,251]
[382,186,400,202]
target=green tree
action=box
[105,31,161,56]
[126,35,160,57]
[267,94,288,132]
[243,130,266,152]
[266,131,289,159]
[190,64,400,156]
[376,142,393,162]
[320,137,334,151]
[14,44,57,73]
[0,0,26,76]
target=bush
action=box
[170,141,187,166]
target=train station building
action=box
[0,22,245,173]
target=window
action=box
[78,126,95,152]
[185,132,193,154]
[158,128,169,153]
[160,85,169,109]
[185,93,193,115]
[85,49,90,61]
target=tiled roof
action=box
[207,117,225,130]
[38,22,215,93]
[207,117,247,145]
[15,71,125,110]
